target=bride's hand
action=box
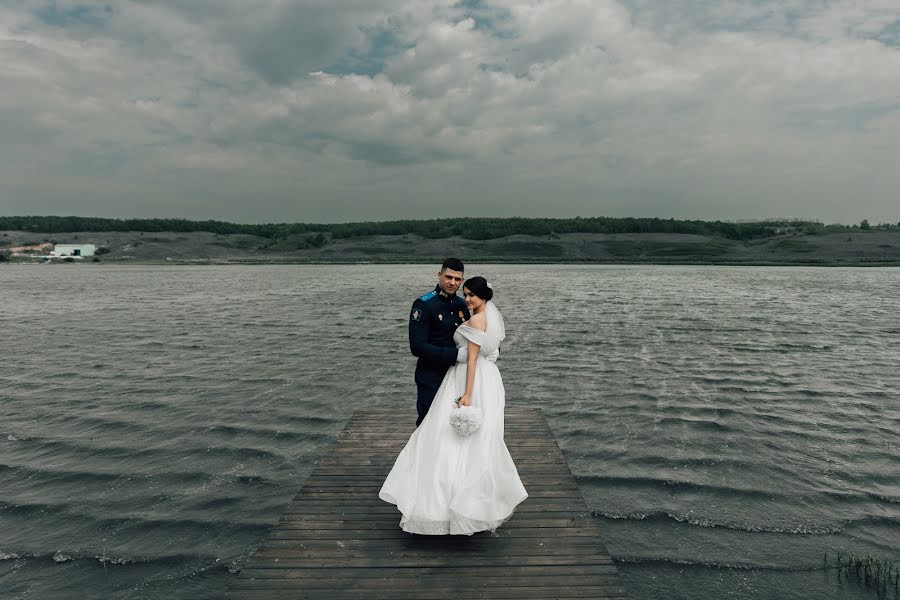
[458,393,471,407]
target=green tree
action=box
[860,219,871,230]
[0,214,859,241]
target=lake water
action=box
[1,264,898,600]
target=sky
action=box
[2,0,899,224]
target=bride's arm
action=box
[459,313,486,407]
[459,339,480,407]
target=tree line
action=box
[1,215,897,242]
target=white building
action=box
[52,244,97,257]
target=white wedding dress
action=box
[379,301,528,535]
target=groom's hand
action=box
[456,348,468,363]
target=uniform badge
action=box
[438,314,443,321]
[411,309,422,322]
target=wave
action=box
[1,549,229,568]
[728,343,832,355]
[592,509,842,534]
[573,447,777,469]
[651,416,733,432]
[576,474,777,499]
[126,400,179,412]
[578,473,900,514]
[4,436,292,466]
[0,463,130,485]
[0,499,73,518]
[592,509,900,535]
[806,488,900,509]
[0,500,275,532]
[205,423,336,442]
[773,343,833,352]
[870,492,900,504]
[0,463,243,488]
[277,414,345,426]
[614,555,825,572]
[849,514,900,530]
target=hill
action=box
[3,227,899,265]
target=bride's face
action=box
[463,287,485,312]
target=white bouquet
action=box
[449,400,482,436]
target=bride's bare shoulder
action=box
[467,312,487,331]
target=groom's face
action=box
[438,268,464,295]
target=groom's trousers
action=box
[415,365,447,427]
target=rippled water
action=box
[1,264,898,600]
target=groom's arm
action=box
[409,300,457,366]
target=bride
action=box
[379,277,528,535]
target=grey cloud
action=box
[132,0,404,84]
[233,3,368,84]
[620,0,900,45]
[2,0,900,223]
[341,140,457,166]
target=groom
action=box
[409,257,471,426]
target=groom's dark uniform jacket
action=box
[409,285,470,426]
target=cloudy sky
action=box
[2,0,899,224]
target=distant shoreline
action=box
[5,257,900,268]
[3,228,900,267]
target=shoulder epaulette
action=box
[418,290,438,302]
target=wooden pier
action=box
[225,408,627,599]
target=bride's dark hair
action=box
[464,276,493,301]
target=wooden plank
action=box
[278,504,594,513]
[237,564,622,580]
[295,478,577,487]
[255,540,613,555]
[270,516,599,529]
[299,480,582,489]
[293,489,582,497]
[224,588,628,600]
[225,408,626,598]
[243,555,615,568]
[230,574,624,588]
[224,581,628,600]
[267,527,607,540]
[260,539,611,551]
